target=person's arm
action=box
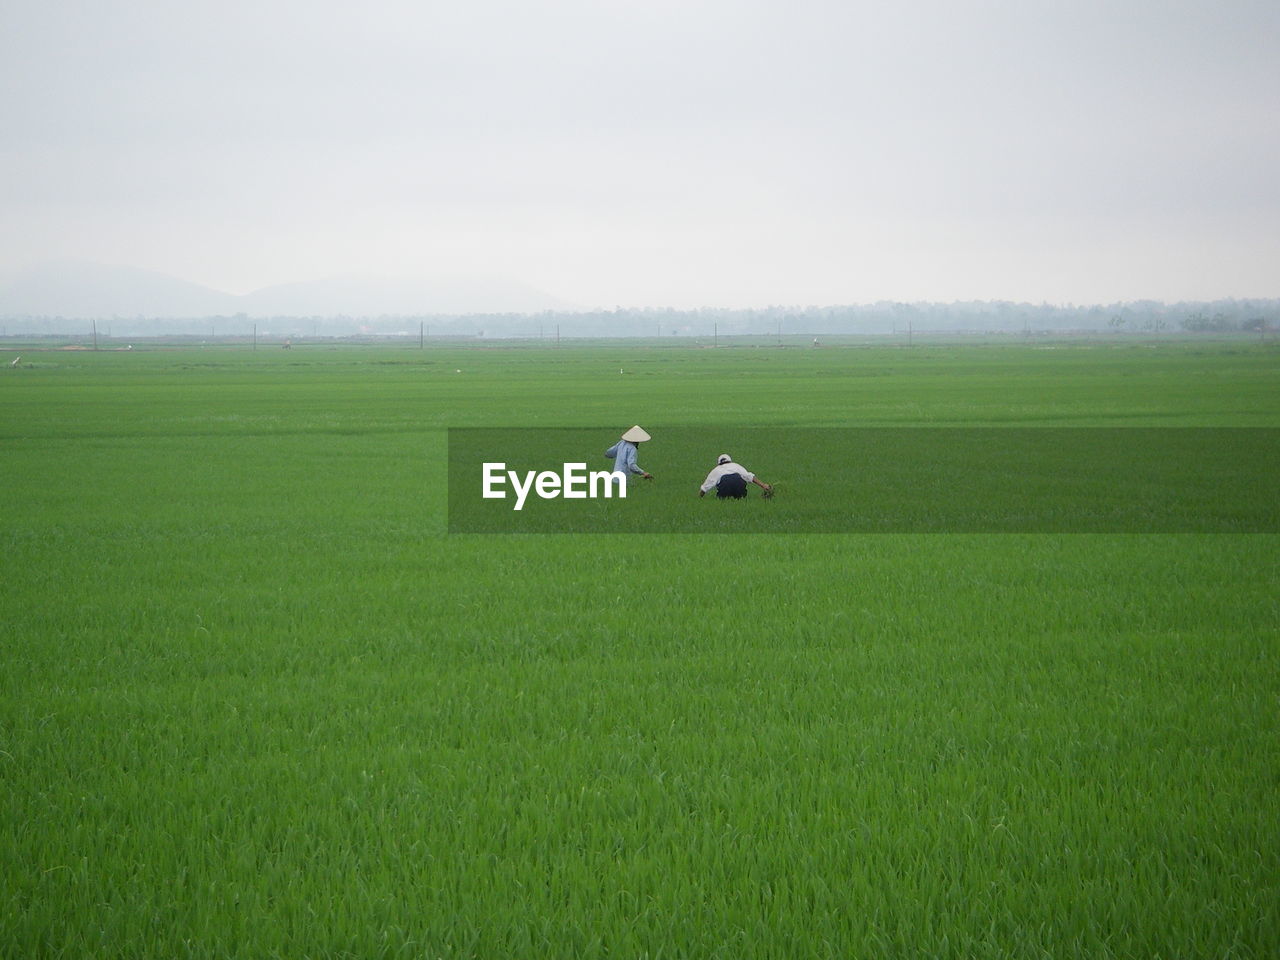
[623,443,652,479]
[751,476,772,493]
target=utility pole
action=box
[92,319,98,351]
[253,322,257,351]
[420,321,424,349]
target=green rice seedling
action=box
[2,342,1277,958]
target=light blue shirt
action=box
[604,439,646,477]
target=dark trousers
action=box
[716,473,748,499]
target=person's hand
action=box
[761,483,774,498]
[642,472,654,480]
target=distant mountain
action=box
[0,261,577,319]
[0,261,241,319]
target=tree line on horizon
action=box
[3,298,1276,339]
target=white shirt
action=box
[700,461,755,493]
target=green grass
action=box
[2,341,1278,958]
[448,426,1279,533]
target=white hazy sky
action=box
[2,0,1277,308]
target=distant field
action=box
[2,341,1278,958]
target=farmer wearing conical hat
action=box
[604,425,654,482]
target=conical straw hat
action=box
[621,425,651,442]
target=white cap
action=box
[621,425,651,442]
[717,453,732,465]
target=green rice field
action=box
[2,340,1278,958]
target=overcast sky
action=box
[2,0,1277,308]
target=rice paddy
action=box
[2,339,1277,958]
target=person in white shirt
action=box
[698,454,772,499]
